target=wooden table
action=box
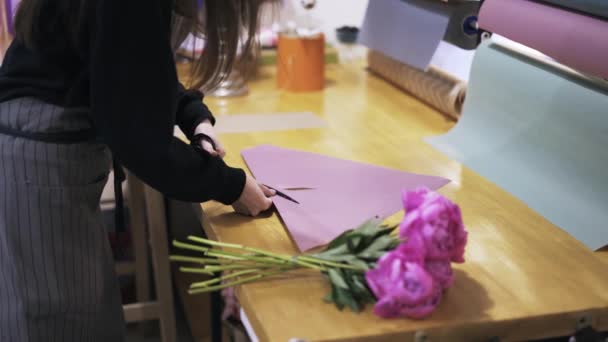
[185,63,608,341]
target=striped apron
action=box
[0,98,126,341]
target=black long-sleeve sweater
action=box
[0,0,246,204]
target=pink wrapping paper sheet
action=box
[479,0,608,80]
[242,145,450,251]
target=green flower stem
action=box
[170,255,289,275]
[187,236,243,249]
[205,250,289,265]
[173,240,209,253]
[203,264,274,272]
[189,269,261,289]
[173,240,364,273]
[173,241,283,265]
[298,255,367,272]
[188,236,290,262]
[173,239,289,267]
[189,266,295,289]
[180,267,215,275]
[169,255,222,265]
[188,269,287,295]
[187,236,325,271]
[204,250,252,261]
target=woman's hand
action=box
[194,120,226,158]
[232,175,276,216]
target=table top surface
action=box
[181,62,608,342]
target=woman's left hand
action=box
[194,120,226,158]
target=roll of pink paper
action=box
[479,0,608,80]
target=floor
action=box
[125,308,194,342]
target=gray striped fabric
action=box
[0,98,126,341]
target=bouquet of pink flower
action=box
[171,187,468,319]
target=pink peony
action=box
[364,188,468,319]
[394,229,426,263]
[424,259,454,289]
[402,187,435,212]
[399,281,443,319]
[366,251,435,318]
[400,188,468,263]
[373,296,404,319]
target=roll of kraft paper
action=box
[479,0,608,80]
[368,50,466,120]
[427,39,608,251]
[534,0,608,20]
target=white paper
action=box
[429,41,475,82]
[239,308,259,342]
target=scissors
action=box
[263,185,301,205]
[191,137,302,205]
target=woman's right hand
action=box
[232,174,276,216]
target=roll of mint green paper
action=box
[427,40,608,251]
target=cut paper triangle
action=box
[241,145,450,251]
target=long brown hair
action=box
[14,0,271,90]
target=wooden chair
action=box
[120,173,177,342]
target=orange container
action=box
[277,33,325,92]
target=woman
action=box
[0,0,273,340]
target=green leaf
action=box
[351,274,367,292]
[346,235,361,253]
[359,224,398,253]
[354,218,383,238]
[328,268,349,289]
[327,284,343,310]
[318,244,349,257]
[326,229,355,250]
[373,225,398,240]
[324,272,367,313]
[321,233,368,257]
[315,254,358,263]
[342,271,371,311]
[345,271,360,297]
[380,223,399,232]
[347,299,361,312]
[344,271,362,298]
[349,258,370,271]
[358,251,386,260]
[352,276,375,303]
[335,286,360,312]
[388,238,401,250]
[359,235,397,256]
